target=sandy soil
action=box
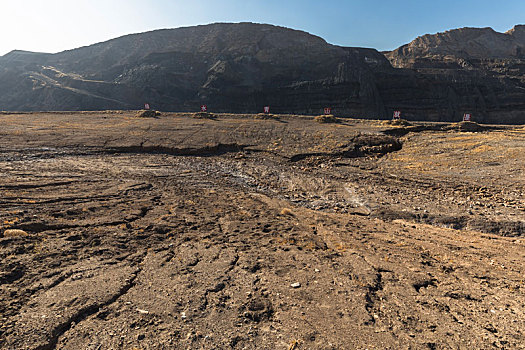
[1,112,524,349]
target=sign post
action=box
[393,110,401,120]
[263,106,270,114]
[463,113,471,121]
[200,105,207,112]
[324,107,331,115]
[144,103,150,110]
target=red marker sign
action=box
[463,113,471,121]
[324,107,331,115]
[393,111,401,119]
[144,103,150,110]
[263,106,270,113]
[201,105,207,112]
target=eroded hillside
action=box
[1,22,525,123]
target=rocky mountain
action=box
[0,23,390,116]
[388,26,525,63]
[385,25,525,123]
[0,22,524,123]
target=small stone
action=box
[137,334,145,340]
[181,312,187,319]
[291,282,301,288]
[3,229,28,238]
[137,309,149,314]
[314,268,320,272]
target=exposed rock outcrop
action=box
[385,25,525,123]
[0,23,390,117]
[0,22,524,123]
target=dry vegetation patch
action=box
[253,113,279,120]
[382,118,411,127]
[314,114,339,123]
[445,121,486,132]
[2,229,28,238]
[192,111,216,119]
[280,208,294,216]
[136,110,161,118]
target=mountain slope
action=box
[0,22,524,123]
[0,23,392,115]
[383,25,525,123]
[388,26,525,65]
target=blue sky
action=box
[1,0,523,55]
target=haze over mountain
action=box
[1,22,524,123]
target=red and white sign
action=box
[263,106,270,113]
[144,103,150,110]
[200,105,207,112]
[324,107,332,115]
[393,110,401,119]
[463,113,471,121]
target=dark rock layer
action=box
[0,22,524,123]
[385,25,525,123]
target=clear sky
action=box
[1,0,524,56]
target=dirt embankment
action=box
[1,112,524,349]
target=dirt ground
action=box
[0,112,524,349]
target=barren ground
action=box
[1,112,524,349]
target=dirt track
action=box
[1,112,524,349]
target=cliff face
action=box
[0,23,391,117]
[388,26,525,63]
[384,26,525,123]
[0,22,524,123]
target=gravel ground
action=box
[1,112,524,349]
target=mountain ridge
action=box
[1,22,524,123]
[387,25,525,66]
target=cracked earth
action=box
[1,112,525,349]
